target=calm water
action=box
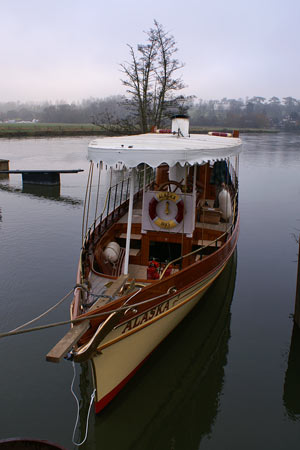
[0,134,300,449]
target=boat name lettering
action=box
[157,192,179,202]
[122,301,170,334]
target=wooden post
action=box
[294,236,300,328]
[0,160,9,180]
[0,159,9,170]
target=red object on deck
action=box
[147,260,160,279]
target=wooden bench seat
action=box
[118,233,142,240]
[194,239,222,248]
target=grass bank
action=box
[0,123,108,138]
[0,122,277,138]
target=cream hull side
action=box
[91,264,226,408]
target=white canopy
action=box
[88,133,242,168]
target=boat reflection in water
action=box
[283,325,300,421]
[76,251,237,450]
[0,182,82,206]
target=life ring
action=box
[148,191,184,229]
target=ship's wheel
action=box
[158,180,185,192]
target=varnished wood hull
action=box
[87,219,239,412]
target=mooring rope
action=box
[0,289,174,339]
[9,288,74,333]
[71,361,96,447]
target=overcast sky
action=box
[1,0,299,103]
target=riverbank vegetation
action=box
[0,122,276,138]
[1,95,299,137]
[0,123,106,138]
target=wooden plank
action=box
[46,320,90,363]
[89,274,129,312]
[119,233,142,240]
[46,274,129,363]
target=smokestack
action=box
[171,114,190,137]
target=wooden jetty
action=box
[0,169,84,185]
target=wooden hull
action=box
[90,242,235,412]
[70,215,240,413]
[45,130,242,417]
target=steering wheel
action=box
[158,180,185,192]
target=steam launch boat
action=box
[47,116,242,413]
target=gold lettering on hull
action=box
[122,300,170,334]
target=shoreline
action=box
[0,122,279,138]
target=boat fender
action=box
[149,192,184,229]
[103,242,120,263]
[218,188,232,220]
[208,131,233,137]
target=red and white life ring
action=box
[148,191,184,229]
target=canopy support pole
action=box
[141,163,146,214]
[124,168,135,275]
[192,164,197,232]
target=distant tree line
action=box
[189,96,300,130]
[1,95,300,130]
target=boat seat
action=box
[118,233,142,240]
[195,239,222,248]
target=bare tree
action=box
[120,20,186,132]
[149,20,185,128]
[120,40,157,132]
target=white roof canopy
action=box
[88,133,242,168]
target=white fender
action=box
[218,189,232,220]
[103,242,120,263]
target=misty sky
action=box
[1,0,299,103]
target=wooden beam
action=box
[46,274,129,363]
[46,320,90,363]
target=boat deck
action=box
[88,195,233,299]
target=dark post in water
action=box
[294,236,300,328]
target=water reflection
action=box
[75,252,237,450]
[0,182,82,206]
[283,325,300,421]
[242,133,300,168]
